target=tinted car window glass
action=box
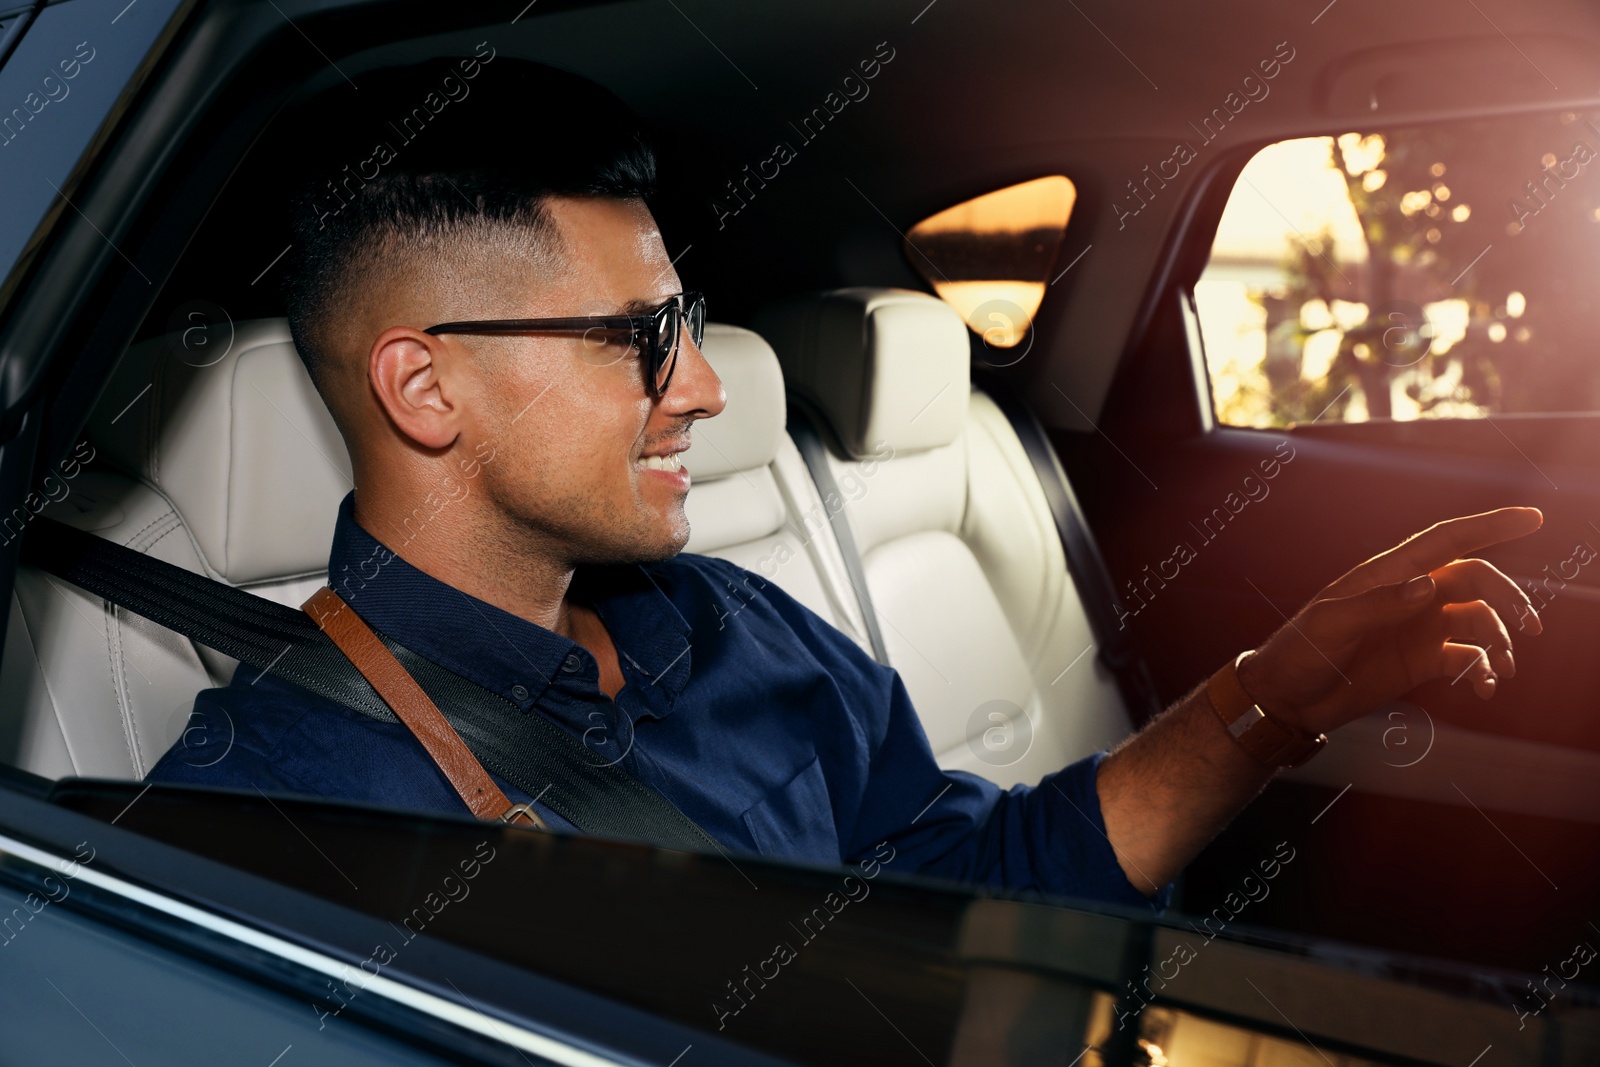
[905,175,1076,351]
[1196,111,1600,428]
[0,0,183,312]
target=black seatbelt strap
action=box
[20,515,721,853]
[787,405,892,665]
[971,370,1164,721]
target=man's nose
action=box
[663,330,726,419]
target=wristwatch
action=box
[1206,651,1327,769]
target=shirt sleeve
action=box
[725,557,1170,912]
[145,686,322,795]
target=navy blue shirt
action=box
[149,493,1163,910]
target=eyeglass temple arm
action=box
[423,315,641,336]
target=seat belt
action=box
[787,405,892,665]
[20,515,720,852]
[971,370,1165,722]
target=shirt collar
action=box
[323,492,693,715]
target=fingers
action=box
[1439,600,1515,679]
[1433,557,1542,636]
[1307,574,1438,635]
[1359,507,1544,586]
[1439,641,1498,699]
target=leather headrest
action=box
[755,287,970,460]
[682,323,786,481]
[88,319,352,584]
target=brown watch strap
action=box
[302,586,547,829]
[1206,652,1326,769]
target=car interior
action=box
[2,0,1600,1063]
[0,283,1134,787]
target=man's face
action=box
[457,196,725,565]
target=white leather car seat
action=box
[1,319,352,780]
[757,287,1134,788]
[682,323,874,653]
[0,318,870,780]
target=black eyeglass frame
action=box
[423,292,706,400]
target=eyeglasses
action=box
[424,291,707,401]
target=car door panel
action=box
[1101,422,1600,754]
[1076,411,1600,970]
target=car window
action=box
[33,776,1570,1067]
[0,0,184,317]
[1194,111,1600,428]
[904,175,1075,354]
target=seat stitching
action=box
[135,481,226,580]
[223,345,244,580]
[141,519,184,553]
[103,597,143,774]
[9,581,79,777]
[111,510,184,776]
[119,510,175,550]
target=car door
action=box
[1079,111,1600,974]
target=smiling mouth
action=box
[639,453,684,473]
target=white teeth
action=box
[640,453,683,472]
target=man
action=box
[149,57,1543,909]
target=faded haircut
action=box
[279,55,656,392]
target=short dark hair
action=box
[280,56,656,388]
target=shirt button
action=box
[561,653,582,673]
[510,684,530,701]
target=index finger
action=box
[1354,507,1544,585]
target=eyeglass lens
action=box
[651,295,707,397]
[652,304,679,395]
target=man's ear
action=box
[367,326,461,450]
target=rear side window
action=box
[1194,111,1600,428]
[904,175,1075,352]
